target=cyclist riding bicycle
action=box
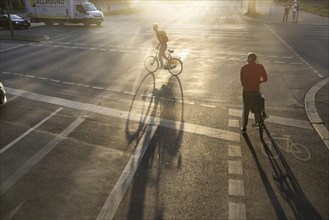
[240,52,268,134]
[153,24,169,69]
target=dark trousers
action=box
[282,10,289,23]
[159,43,168,66]
[242,90,266,127]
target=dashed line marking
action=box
[200,104,216,108]
[229,202,246,220]
[37,77,47,80]
[228,145,242,157]
[62,81,75,85]
[49,79,60,83]
[92,86,104,90]
[228,179,245,196]
[228,119,240,128]
[228,160,243,175]
[25,75,35,78]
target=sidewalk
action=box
[238,0,329,25]
[238,0,329,148]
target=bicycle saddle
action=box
[168,50,174,53]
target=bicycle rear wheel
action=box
[167,58,183,76]
[144,56,159,73]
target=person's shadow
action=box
[242,126,322,220]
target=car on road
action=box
[0,14,30,29]
[0,81,7,106]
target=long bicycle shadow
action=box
[243,126,322,220]
[123,73,184,219]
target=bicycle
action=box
[261,134,311,161]
[249,92,267,138]
[144,49,183,76]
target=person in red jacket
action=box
[240,52,268,133]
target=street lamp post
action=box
[5,0,14,36]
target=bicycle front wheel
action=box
[144,56,159,73]
[167,58,183,76]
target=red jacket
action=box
[240,63,268,91]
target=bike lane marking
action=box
[0,107,63,154]
[228,116,246,220]
[228,108,312,130]
[6,87,240,143]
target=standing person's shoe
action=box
[241,127,247,134]
[262,113,269,119]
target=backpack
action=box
[159,30,168,43]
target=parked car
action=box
[0,14,30,29]
[0,81,7,106]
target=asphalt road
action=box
[0,1,328,219]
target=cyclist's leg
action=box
[260,93,268,118]
[159,44,168,67]
[241,91,251,131]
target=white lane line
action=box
[0,107,63,154]
[62,81,75,85]
[0,117,85,196]
[37,77,47,80]
[6,88,240,142]
[3,201,24,220]
[228,108,312,130]
[200,104,216,108]
[229,202,246,220]
[96,124,158,220]
[228,145,242,157]
[228,179,245,196]
[228,160,243,175]
[25,75,35,78]
[49,79,61,83]
[92,86,104,90]
[265,24,324,78]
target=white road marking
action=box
[265,24,324,78]
[228,179,244,196]
[37,77,47,80]
[228,160,243,175]
[228,108,312,130]
[49,79,61,83]
[229,119,240,128]
[62,81,74,85]
[0,107,63,154]
[6,88,240,142]
[200,104,216,108]
[3,201,24,220]
[0,117,85,196]
[229,202,246,220]
[228,145,242,157]
[96,124,158,220]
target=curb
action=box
[305,77,329,149]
